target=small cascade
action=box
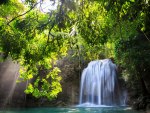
[79,59,127,107]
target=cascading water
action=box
[78,59,127,107]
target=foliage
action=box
[115,35,150,73]
[67,1,116,60]
[0,0,69,100]
[24,67,62,100]
[0,0,24,18]
[0,0,9,5]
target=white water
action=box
[78,59,127,107]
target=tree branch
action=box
[142,31,150,42]
[7,2,39,25]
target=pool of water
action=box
[0,107,145,113]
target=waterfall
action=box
[78,59,127,107]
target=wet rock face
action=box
[127,80,150,111]
[146,104,150,111]
[143,72,150,94]
[0,58,149,109]
[0,56,85,107]
[132,95,150,110]
[55,57,84,106]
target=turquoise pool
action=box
[0,107,145,113]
